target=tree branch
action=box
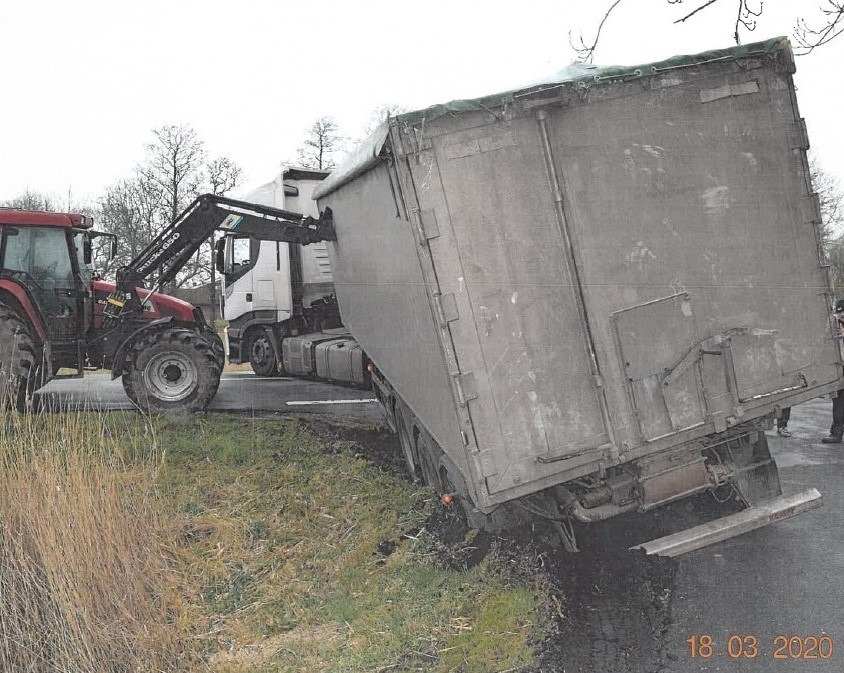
[794,1,844,54]
[672,0,720,24]
[570,0,625,63]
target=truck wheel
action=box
[123,328,221,413]
[0,305,39,412]
[248,331,278,377]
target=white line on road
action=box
[286,399,378,406]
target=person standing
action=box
[822,299,844,444]
[777,407,791,437]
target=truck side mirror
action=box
[83,239,93,265]
[214,238,226,274]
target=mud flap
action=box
[733,457,782,506]
[631,488,822,557]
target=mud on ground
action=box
[308,416,746,673]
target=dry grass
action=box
[0,409,546,672]
[0,408,184,672]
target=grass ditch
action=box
[0,409,549,672]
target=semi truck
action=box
[304,36,842,554]
[223,166,348,377]
[219,167,370,386]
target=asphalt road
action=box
[664,396,844,672]
[36,371,384,423]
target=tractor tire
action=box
[248,331,279,377]
[0,304,40,412]
[200,326,225,364]
[122,328,222,413]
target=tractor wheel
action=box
[122,328,222,413]
[248,331,278,377]
[0,304,40,412]
[200,327,226,368]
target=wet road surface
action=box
[36,371,383,423]
[662,396,844,672]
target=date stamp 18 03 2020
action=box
[687,635,835,661]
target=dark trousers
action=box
[833,390,844,438]
[777,407,791,429]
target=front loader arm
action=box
[105,194,335,323]
[124,194,335,291]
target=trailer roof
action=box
[314,36,789,201]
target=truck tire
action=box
[0,305,39,412]
[248,331,278,377]
[122,328,222,413]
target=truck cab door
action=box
[222,235,256,321]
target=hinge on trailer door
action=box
[788,118,810,150]
[452,371,478,406]
[433,292,459,327]
[800,192,822,224]
[410,207,440,244]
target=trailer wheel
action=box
[123,328,221,413]
[397,417,420,483]
[0,304,39,412]
[415,433,444,493]
[248,331,278,377]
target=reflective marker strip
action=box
[286,399,377,406]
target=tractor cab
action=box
[0,210,114,375]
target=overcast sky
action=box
[1,1,842,206]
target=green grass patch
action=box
[2,410,548,672]
[151,413,547,671]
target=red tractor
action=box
[0,195,334,412]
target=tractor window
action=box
[3,226,74,286]
[72,230,93,284]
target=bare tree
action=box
[363,103,408,137]
[296,117,343,170]
[573,1,841,62]
[97,177,161,276]
[2,190,57,211]
[96,125,241,304]
[795,1,844,53]
[810,156,844,294]
[207,156,242,196]
[139,124,206,225]
[812,155,844,245]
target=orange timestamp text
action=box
[687,634,834,660]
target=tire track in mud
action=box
[526,548,678,673]
[305,418,732,673]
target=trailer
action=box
[312,37,842,553]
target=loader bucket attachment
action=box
[631,488,822,558]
